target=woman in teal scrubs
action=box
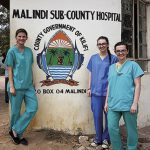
[105,42,144,150]
[5,28,38,145]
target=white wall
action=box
[138,2,150,128]
[138,75,150,127]
[9,0,150,134]
[10,0,121,134]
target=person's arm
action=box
[31,51,36,88]
[104,86,109,112]
[8,66,16,96]
[87,72,91,97]
[130,77,141,113]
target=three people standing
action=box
[4,29,144,149]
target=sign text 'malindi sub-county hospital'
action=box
[12,9,121,22]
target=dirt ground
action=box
[0,125,79,150]
[0,76,150,150]
[0,76,92,150]
[0,76,79,150]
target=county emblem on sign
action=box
[37,30,84,86]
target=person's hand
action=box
[87,89,91,97]
[104,102,108,112]
[10,86,16,96]
[130,102,138,113]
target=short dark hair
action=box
[114,41,128,50]
[15,28,28,37]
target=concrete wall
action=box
[137,2,150,128]
[10,0,150,134]
[138,75,150,127]
[10,0,121,135]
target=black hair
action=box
[15,28,28,37]
[2,52,6,63]
[97,36,111,64]
[114,41,128,50]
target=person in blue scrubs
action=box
[105,42,144,150]
[87,36,118,148]
[5,28,38,145]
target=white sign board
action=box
[10,0,121,134]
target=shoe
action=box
[9,130,20,145]
[91,140,101,147]
[102,139,110,149]
[20,138,28,145]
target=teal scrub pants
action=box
[8,86,38,137]
[107,110,138,150]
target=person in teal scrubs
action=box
[105,42,144,150]
[5,28,38,145]
[87,36,118,148]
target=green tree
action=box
[63,49,72,65]
[46,49,58,65]
[0,4,9,56]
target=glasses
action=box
[97,43,107,46]
[115,49,127,54]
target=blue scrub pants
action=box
[91,95,110,143]
[108,110,138,150]
[8,86,38,137]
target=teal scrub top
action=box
[5,45,34,90]
[108,60,144,111]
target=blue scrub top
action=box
[5,45,34,90]
[87,53,118,96]
[108,60,144,111]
